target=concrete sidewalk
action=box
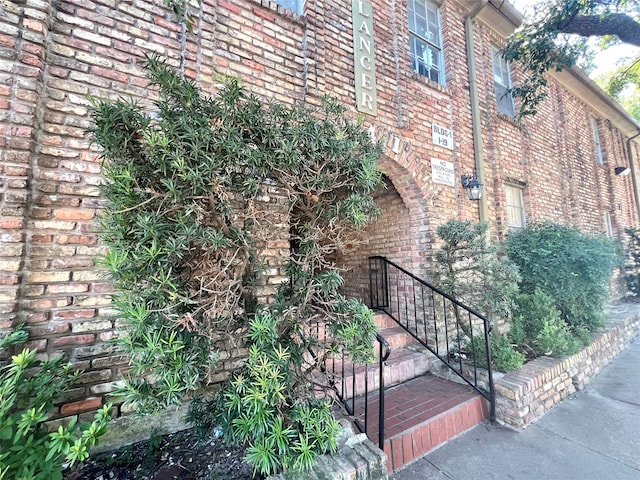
[392,335,640,480]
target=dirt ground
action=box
[63,429,263,480]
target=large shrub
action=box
[434,220,522,372]
[90,56,382,475]
[0,328,111,480]
[624,227,640,297]
[469,334,524,372]
[511,289,582,357]
[434,220,520,320]
[506,222,619,331]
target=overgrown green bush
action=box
[0,328,111,480]
[91,55,382,475]
[506,222,619,331]
[470,334,524,372]
[624,227,640,296]
[434,220,520,321]
[434,220,523,372]
[511,290,581,357]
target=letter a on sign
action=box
[352,0,377,116]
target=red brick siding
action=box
[1,0,638,422]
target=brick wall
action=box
[1,0,639,423]
[339,176,413,303]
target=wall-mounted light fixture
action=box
[614,166,631,176]
[461,172,483,201]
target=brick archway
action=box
[338,153,433,304]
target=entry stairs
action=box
[336,312,490,472]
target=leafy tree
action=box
[90,55,382,475]
[434,220,520,322]
[503,0,640,117]
[600,74,640,121]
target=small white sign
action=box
[431,158,455,187]
[432,124,454,150]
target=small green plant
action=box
[511,290,580,357]
[0,328,111,480]
[470,334,524,372]
[507,222,619,331]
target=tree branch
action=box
[560,13,640,46]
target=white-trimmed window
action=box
[604,212,613,238]
[408,0,445,85]
[505,185,525,231]
[492,47,515,117]
[592,119,603,165]
[276,0,303,14]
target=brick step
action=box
[365,374,490,472]
[314,347,430,400]
[304,313,418,372]
[378,324,416,351]
[375,312,398,329]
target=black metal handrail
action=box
[368,255,495,421]
[330,332,391,449]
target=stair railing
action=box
[368,255,495,421]
[327,332,391,449]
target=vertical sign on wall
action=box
[352,0,378,116]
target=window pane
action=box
[492,47,514,116]
[408,0,444,84]
[276,0,303,14]
[593,119,603,164]
[604,212,613,237]
[505,186,525,230]
[495,82,515,116]
[410,36,441,83]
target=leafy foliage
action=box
[511,290,582,357]
[624,227,640,296]
[503,0,640,117]
[0,327,111,480]
[434,220,520,321]
[90,55,382,475]
[506,222,620,331]
[469,334,524,373]
[437,221,614,370]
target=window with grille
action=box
[408,0,445,85]
[505,185,525,231]
[492,47,515,117]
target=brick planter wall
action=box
[494,303,640,429]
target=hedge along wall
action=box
[494,305,640,429]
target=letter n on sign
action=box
[352,0,378,116]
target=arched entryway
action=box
[337,155,432,306]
